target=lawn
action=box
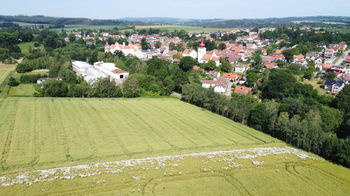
[302,79,327,95]
[135,25,239,33]
[17,42,44,56]
[0,97,349,195]
[8,84,36,97]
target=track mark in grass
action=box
[0,147,316,187]
[0,99,19,170]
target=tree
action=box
[218,43,226,50]
[141,38,151,50]
[123,77,142,98]
[8,77,18,87]
[248,103,270,131]
[262,70,297,100]
[333,85,350,113]
[204,60,216,71]
[221,61,232,73]
[92,78,123,98]
[325,72,337,80]
[282,49,295,63]
[169,42,176,51]
[155,41,162,49]
[179,56,196,72]
[69,34,76,42]
[38,80,68,97]
[251,50,262,69]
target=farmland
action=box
[135,25,239,33]
[0,97,349,195]
[53,25,129,31]
[0,63,15,85]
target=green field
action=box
[0,97,349,195]
[17,42,44,56]
[0,63,16,87]
[8,84,36,97]
[325,28,350,34]
[53,25,129,31]
[135,25,239,33]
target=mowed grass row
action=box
[0,63,16,86]
[0,97,278,173]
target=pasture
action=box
[0,97,349,195]
[135,25,239,33]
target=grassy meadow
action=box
[0,97,349,195]
[17,42,44,56]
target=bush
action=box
[8,77,19,87]
[20,74,47,84]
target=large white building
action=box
[105,42,147,59]
[72,61,129,85]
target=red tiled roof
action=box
[234,86,252,95]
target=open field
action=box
[0,97,349,195]
[135,25,239,33]
[325,28,350,34]
[8,84,36,97]
[52,25,129,31]
[0,63,16,85]
[302,79,327,95]
[17,42,44,56]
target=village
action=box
[60,27,350,96]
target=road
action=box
[334,49,350,65]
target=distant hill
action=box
[192,16,350,28]
[0,15,147,26]
[120,17,225,25]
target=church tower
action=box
[198,41,206,63]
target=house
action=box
[37,77,63,84]
[222,73,238,82]
[346,56,350,63]
[264,62,278,69]
[234,65,249,73]
[201,78,230,94]
[293,54,307,66]
[182,49,198,59]
[105,42,146,59]
[324,80,345,94]
[342,75,350,84]
[234,86,252,95]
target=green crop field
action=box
[0,97,349,195]
[135,25,239,33]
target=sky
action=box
[0,0,350,19]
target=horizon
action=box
[1,0,350,20]
[2,14,350,21]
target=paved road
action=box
[335,49,350,65]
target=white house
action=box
[182,49,198,59]
[201,78,229,94]
[234,65,249,73]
